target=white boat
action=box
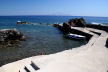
[67,33,86,40]
[17,20,21,24]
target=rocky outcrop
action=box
[86,24,108,32]
[68,18,108,32]
[62,22,71,34]
[53,22,71,34]
[68,18,86,27]
[0,29,26,48]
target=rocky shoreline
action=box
[0,29,26,48]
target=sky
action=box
[0,0,108,17]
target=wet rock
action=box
[0,28,26,48]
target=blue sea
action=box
[0,16,108,66]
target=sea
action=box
[0,15,108,66]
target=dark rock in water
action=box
[21,22,29,24]
[62,22,71,34]
[0,29,26,48]
[68,18,86,27]
[53,22,71,34]
[86,24,108,32]
[53,24,60,27]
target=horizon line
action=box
[0,15,108,18]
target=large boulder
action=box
[0,28,26,48]
[62,22,71,34]
[68,18,86,27]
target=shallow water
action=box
[0,16,108,66]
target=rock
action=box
[86,24,108,32]
[68,18,86,27]
[0,28,26,48]
[53,24,60,27]
[62,22,71,34]
[53,22,71,34]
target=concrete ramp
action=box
[31,28,108,72]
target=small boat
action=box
[17,20,21,24]
[67,33,86,40]
[17,20,29,24]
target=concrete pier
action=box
[0,27,108,72]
